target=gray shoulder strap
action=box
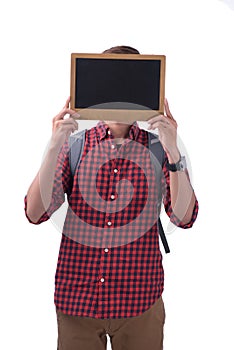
[148,131,165,206]
[148,131,170,253]
[148,131,165,182]
[68,129,87,177]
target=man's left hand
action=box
[147,98,180,163]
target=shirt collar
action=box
[96,120,140,141]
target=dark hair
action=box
[102,45,140,54]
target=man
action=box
[24,45,198,350]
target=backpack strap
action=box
[68,129,87,177]
[148,132,170,253]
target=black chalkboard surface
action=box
[70,53,166,121]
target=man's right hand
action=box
[51,97,80,148]
[25,98,80,223]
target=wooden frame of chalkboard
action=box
[70,53,166,121]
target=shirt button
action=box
[114,168,118,173]
[100,278,105,282]
[104,248,109,253]
[107,221,112,226]
[110,194,115,200]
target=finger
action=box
[147,114,170,125]
[70,112,81,120]
[65,108,80,119]
[55,118,78,126]
[54,119,78,131]
[53,108,80,122]
[62,110,81,121]
[148,121,168,130]
[63,97,71,109]
[164,98,174,119]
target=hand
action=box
[147,98,180,162]
[51,97,80,147]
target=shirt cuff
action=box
[169,198,199,229]
[24,195,50,225]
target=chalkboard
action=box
[70,53,166,121]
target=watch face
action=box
[178,163,184,170]
[179,156,186,171]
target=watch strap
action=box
[167,156,187,172]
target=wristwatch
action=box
[167,156,187,172]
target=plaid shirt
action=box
[24,120,198,319]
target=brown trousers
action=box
[56,296,165,350]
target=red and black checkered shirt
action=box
[24,120,198,319]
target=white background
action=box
[0,0,234,349]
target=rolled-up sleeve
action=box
[161,156,199,229]
[24,141,71,225]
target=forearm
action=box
[167,149,196,225]
[147,99,197,225]
[26,142,62,223]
